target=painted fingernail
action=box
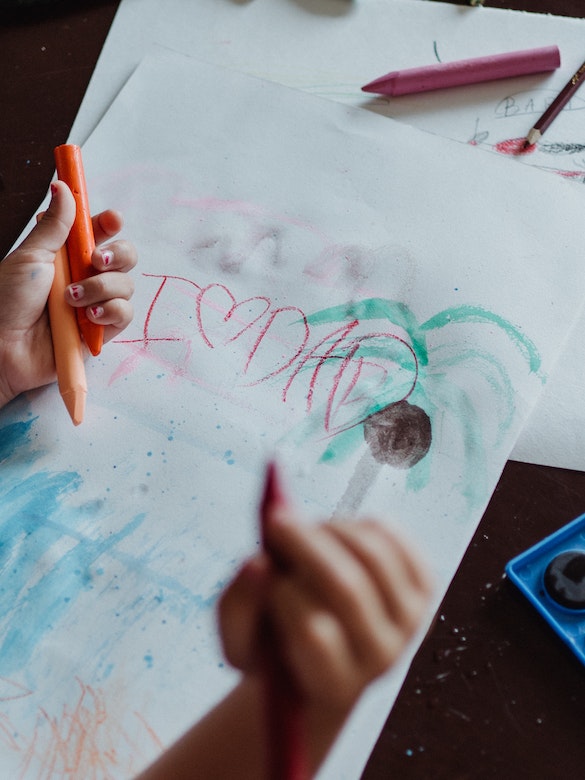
[50,182,58,197]
[90,305,104,319]
[68,284,84,301]
[101,249,113,267]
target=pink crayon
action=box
[362,45,560,97]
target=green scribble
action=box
[421,305,542,376]
[294,296,542,508]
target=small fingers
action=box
[87,299,135,344]
[92,209,125,246]
[266,516,433,687]
[66,270,135,310]
[91,239,137,274]
[66,267,135,343]
[268,576,361,713]
[328,520,433,637]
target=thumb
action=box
[7,180,76,266]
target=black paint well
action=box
[543,550,585,610]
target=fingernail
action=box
[50,182,58,198]
[101,249,113,267]
[90,305,104,319]
[68,284,84,301]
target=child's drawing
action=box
[111,193,544,503]
[466,90,585,180]
[3,49,585,780]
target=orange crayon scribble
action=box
[2,678,162,780]
[0,711,23,752]
[0,677,34,703]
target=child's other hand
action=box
[0,180,136,407]
[218,515,432,719]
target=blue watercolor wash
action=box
[0,419,80,674]
[0,415,224,677]
[224,450,235,465]
[144,653,153,669]
[102,663,115,680]
[0,419,150,676]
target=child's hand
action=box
[139,515,432,780]
[219,515,432,720]
[0,180,136,408]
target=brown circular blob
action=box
[363,400,432,469]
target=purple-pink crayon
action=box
[362,45,560,97]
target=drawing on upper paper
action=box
[467,90,585,181]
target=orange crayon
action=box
[54,143,103,356]
[37,214,87,425]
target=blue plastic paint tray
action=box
[506,512,585,666]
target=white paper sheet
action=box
[70,0,585,471]
[3,48,585,779]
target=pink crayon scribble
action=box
[115,272,419,440]
[555,169,585,180]
[493,137,537,156]
[196,284,271,349]
[492,138,585,180]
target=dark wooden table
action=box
[1,1,584,778]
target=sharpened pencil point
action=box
[522,59,585,147]
[523,128,540,149]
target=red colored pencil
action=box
[54,144,104,356]
[260,462,308,780]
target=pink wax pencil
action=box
[362,45,560,97]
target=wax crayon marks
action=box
[0,676,33,703]
[0,418,84,674]
[493,137,585,180]
[115,273,310,388]
[115,277,540,487]
[196,282,308,380]
[1,677,162,779]
[305,298,541,489]
[115,275,420,439]
[467,90,585,180]
[0,415,225,682]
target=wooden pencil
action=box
[524,58,585,147]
